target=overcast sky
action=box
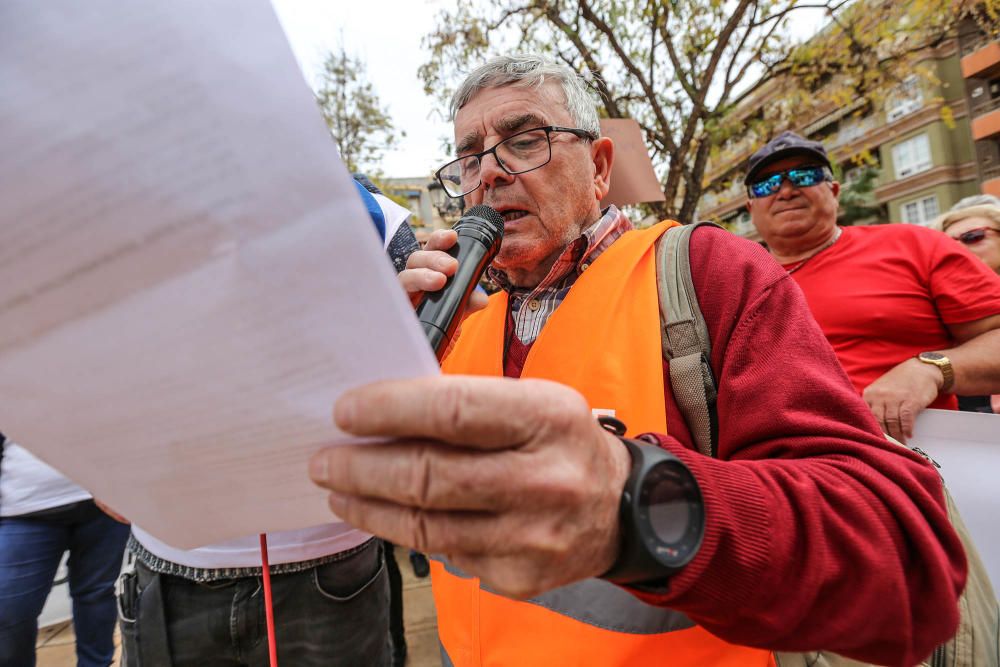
[271,0,829,179]
[271,0,456,178]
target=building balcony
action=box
[874,162,979,203]
[983,174,1000,198]
[961,40,1000,80]
[972,104,1000,140]
[829,116,879,150]
[698,180,747,219]
[971,92,1000,118]
[960,28,994,56]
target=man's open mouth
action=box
[501,210,529,222]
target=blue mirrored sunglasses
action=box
[747,166,833,199]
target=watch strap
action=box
[601,436,704,585]
[917,352,954,392]
[602,438,662,584]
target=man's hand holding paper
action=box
[308,375,630,600]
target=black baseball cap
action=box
[744,131,832,184]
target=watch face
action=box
[639,461,704,563]
[920,352,945,362]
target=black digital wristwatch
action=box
[599,419,705,585]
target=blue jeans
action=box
[0,500,130,667]
[119,537,391,667]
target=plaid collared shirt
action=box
[488,205,633,345]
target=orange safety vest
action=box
[434,221,774,667]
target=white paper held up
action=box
[0,1,439,549]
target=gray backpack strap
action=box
[655,222,720,458]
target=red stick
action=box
[259,533,278,667]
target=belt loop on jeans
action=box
[138,570,174,666]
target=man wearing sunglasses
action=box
[308,55,967,667]
[746,131,1000,438]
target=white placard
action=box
[910,409,1000,591]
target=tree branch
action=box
[723,2,759,91]
[542,1,625,119]
[749,1,845,29]
[575,0,677,152]
[658,6,699,103]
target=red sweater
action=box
[506,226,966,667]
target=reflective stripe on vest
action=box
[434,555,696,633]
[435,221,773,666]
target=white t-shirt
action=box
[0,441,92,517]
[0,441,370,564]
[132,522,369,569]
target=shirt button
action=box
[580,262,590,272]
[528,299,541,311]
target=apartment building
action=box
[699,27,992,238]
[960,17,1000,197]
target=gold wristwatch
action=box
[916,352,954,392]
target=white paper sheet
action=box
[910,409,1000,591]
[0,1,439,549]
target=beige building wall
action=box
[380,177,455,234]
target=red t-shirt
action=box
[785,224,1000,409]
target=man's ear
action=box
[830,180,841,198]
[592,137,614,201]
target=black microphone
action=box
[417,204,505,360]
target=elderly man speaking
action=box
[309,56,965,666]
[745,131,1000,441]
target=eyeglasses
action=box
[435,125,597,198]
[953,227,999,245]
[747,166,833,199]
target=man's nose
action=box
[775,177,798,198]
[479,152,514,190]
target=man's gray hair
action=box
[450,54,601,137]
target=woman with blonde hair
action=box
[935,203,1000,275]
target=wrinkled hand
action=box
[94,499,130,524]
[862,358,942,444]
[400,229,489,313]
[308,375,630,599]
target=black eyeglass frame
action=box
[435,125,598,199]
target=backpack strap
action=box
[655,222,720,458]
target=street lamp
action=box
[427,180,464,224]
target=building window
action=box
[840,121,865,145]
[900,195,939,226]
[843,167,863,185]
[886,76,923,122]
[893,133,933,179]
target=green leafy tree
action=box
[316,47,402,174]
[420,0,994,222]
[837,165,885,225]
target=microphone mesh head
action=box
[462,204,505,244]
